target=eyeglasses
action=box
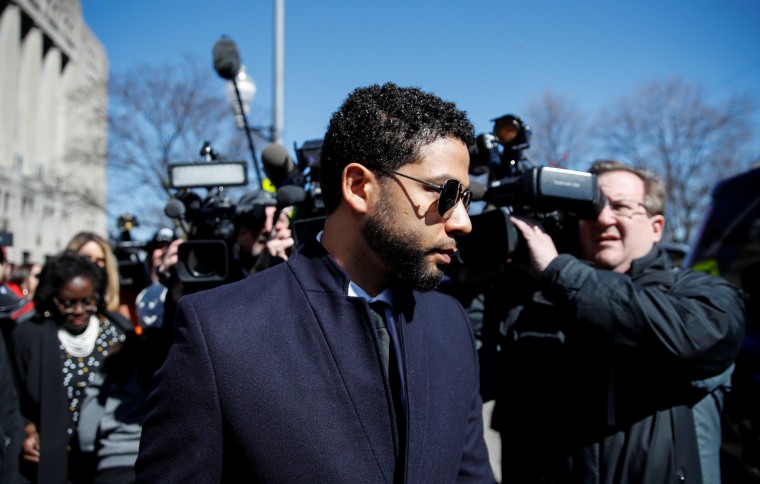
[371,167,472,219]
[607,199,651,219]
[53,295,99,314]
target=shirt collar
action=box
[349,282,394,308]
[317,230,395,307]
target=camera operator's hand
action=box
[265,208,295,261]
[155,238,186,302]
[266,230,294,261]
[510,216,559,278]
[157,238,184,280]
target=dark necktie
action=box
[369,301,392,376]
[368,301,406,421]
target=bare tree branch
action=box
[105,55,249,231]
[524,89,589,170]
[594,77,756,243]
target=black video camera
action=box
[164,142,254,287]
[112,213,151,294]
[458,115,606,267]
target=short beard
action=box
[361,195,445,292]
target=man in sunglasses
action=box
[137,83,494,483]
[489,159,745,483]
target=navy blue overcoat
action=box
[136,238,493,483]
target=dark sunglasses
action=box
[372,167,472,219]
[53,295,99,314]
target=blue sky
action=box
[81,0,760,233]
[81,0,760,139]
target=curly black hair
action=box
[319,82,475,214]
[34,251,106,318]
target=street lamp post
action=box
[225,65,256,130]
[224,65,274,142]
[273,0,285,146]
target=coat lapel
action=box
[292,240,399,480]
[395,293,430,482]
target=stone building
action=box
[0,0,107,264]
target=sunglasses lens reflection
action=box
[461,190,472,210]
[439,180,461,217]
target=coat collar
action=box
[292,236,417,318]
[627,245,671,279]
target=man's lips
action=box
[433,247,457,264]
[596,233,620,243]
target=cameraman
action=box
[489,159,745,483]
[234,190,295,276]
[153,189,297,327]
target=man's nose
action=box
[597,200,618,224]
[445,202,472,235]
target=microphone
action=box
[262,143,299,188]
[213,38,241,80]
[275,185,307,208]
[270,186,306,242]
[249,185,305,273]
[164,198,186,219]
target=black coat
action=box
[10,312,130,484]
[0,330,24,484]
[491,246,745,484]
[136,238,494,483]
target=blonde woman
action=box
[65,232,133,324]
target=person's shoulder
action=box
[414,289,469,317]
[184,266,293,305]
[136,283,166,302]
[670,261,726,283]
[673,265,744,297]
[10,315,49,344]
[419,288,462,303]
[13,314,49,331]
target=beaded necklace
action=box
[57,315,99,357]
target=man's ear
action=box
[342,163,377,214]
[651,214,665,243]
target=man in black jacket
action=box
[491,159,745,483]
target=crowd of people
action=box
[0,172,302,483]
[0,82,749,484]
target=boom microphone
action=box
[213,38,241,81]
[262,143,299,187]
[276,184,307,208]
